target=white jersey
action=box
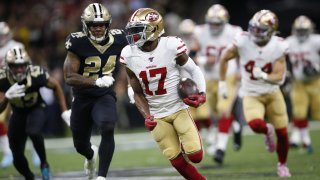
[194,23,242,80]
[0,40,24,67]
[234,32,288,96]
[285,34,320,80]
[120,37,188,118]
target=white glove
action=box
[61,109,71,126]
[5,83,26,100]
[253,67,268,80]
[218,81,228,99]
[95,76,115,88]
[127,86,135,104]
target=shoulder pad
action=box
[65,32,87,51]
[29,65,48,78]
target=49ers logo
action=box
[145,12,159,22]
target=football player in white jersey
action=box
[285,15,320,153]
[192,4,243,164]
[121,8,206,180]
[0,22,40,168]
[219,10,291,177]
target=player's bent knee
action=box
[73,140,88,155]
[99,123,115,133]
[187,150,203,163]
[248,119,266,133]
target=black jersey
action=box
[65,29,128,97]
[0,65,48,111]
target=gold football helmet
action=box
[81,3,112,43]
[205,4,229,36]
[5,47,31,82]
[248,10,278,45]
[179,19,196,35]
[125,8,164,47]
[0,22,12,47]
[292,15,314,42]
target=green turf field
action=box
[1,129,319,179]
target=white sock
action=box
[216,132,229,151]
[289,127,301,144]
[301,128,311,146]
[206,126,217,145]
[232,120,241,133]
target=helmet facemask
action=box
[125,22,157,47]
[7,63,29,82]
[248,22,273,44]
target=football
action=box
[177,78,199,99]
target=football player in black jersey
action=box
[63,3,127,180]
[0,47,69,180]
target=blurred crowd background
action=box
[1,0,319,137]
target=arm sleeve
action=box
[180,57,206,93]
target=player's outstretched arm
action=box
[63,51,96,87]
[126,67,150,117]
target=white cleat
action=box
[277,163,292,177]
[84,145,98,180]
[0,152,13,168]
[265,124,276,153]
[32,150,40,166]
[96,176,106,180]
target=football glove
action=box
[145,115,156,131]
[95,76,115,88]
[183,93,206,108]
[218,81,228,99]
[61,109,71,126]
[127,86,135,104]
[253,67,268,80]
[5,83,25,100]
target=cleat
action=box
[213,149,224,165]
[32,150,40,166]
[0,152,13,168]
[302,144,314,154]
[265,124,276,153]
[206,143,217,156]
[289,143,299,149]
[41,164,51,180]
[84,145,98,180]
[277,163,291,177]
[96,176,106,180]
